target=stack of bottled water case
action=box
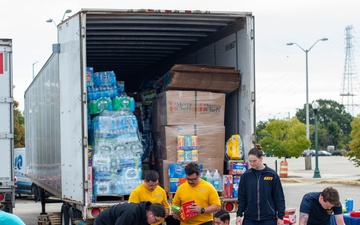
[92,110,143,196]
[88,71,118,114]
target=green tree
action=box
[348,116,360,167]
[256,120,268,141]
[258,118,311,158]
[295,99,352,149]
[14,100,25,147]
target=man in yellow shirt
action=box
[129,170,169,224]
[172,162,221,225]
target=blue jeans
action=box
[243,218,277,225]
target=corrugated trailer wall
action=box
[25,53,61,197]
[0,38,15,212]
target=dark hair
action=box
[185,162,200,176]
[145,170,159,182]
[149,203,166,217]
[321,187,340,206]
[248,144,264,158]
[214,210,230,222]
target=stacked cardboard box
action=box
[153,90,226,192]
[162,64,240,93]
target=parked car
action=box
[319,150,332,156]
[331,151,343,156]
[301,150,316,157]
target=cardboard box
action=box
[157,159,175,192]
[163,64,240,93]
[169,178,181,192]
[154,91,225,129]
[168,164,186,178]
[232,175,241,198]
[182,200,198,219]
[228,160,246,175]
[155,125,225,161]
[158,91,196,126]
[223,175,233,198]
[198,158,224,176]
[195,91,225,125]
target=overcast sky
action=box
[1,0,360,122]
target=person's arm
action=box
[161,189,170,216]
[236,215,243,225]
[277,217,284,225]
[299,212,309,225]
[192,203,221,214]
[171,189,182,221]
[334,214,346,225]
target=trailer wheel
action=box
[68,207,82,225]
[61,203,69,225]
[31,183,40,202]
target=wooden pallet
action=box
[37,212,61,225]
[49,212,61,225]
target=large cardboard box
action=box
[195,91,225,125]
[158,91,196,126]
[163,64,241,93]
[153,91,225,132]
[155,125,225,161]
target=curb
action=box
[280,177,360,185]
[319,180,360,186]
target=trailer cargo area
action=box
[25,9,255,223]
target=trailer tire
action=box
[32,184,40,202]
[61,203,69,225]
[68,207,82,225]
[68,208,74,225]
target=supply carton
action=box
[158,91,196,125]
[163,64,240,93]
[195,91,225,125]
[155,125,225,160]
[228,160,246,175]
[223,175,233,198]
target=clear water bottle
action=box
[213,170,221,190]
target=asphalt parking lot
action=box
[13,155,360,225]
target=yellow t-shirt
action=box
[172,179,221,225]
[129,182,169,224]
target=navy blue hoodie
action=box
[94,201,150,225]
[236,164,285,221]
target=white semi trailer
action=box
[25,9,255,224]
[0,38,15,213]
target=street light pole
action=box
[286,38,328,170]
[312,101,321,178]
[32,61,39,79]
[61,9,72,22]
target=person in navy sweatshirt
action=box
[236,145,286,225]
[94,201,165,225]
